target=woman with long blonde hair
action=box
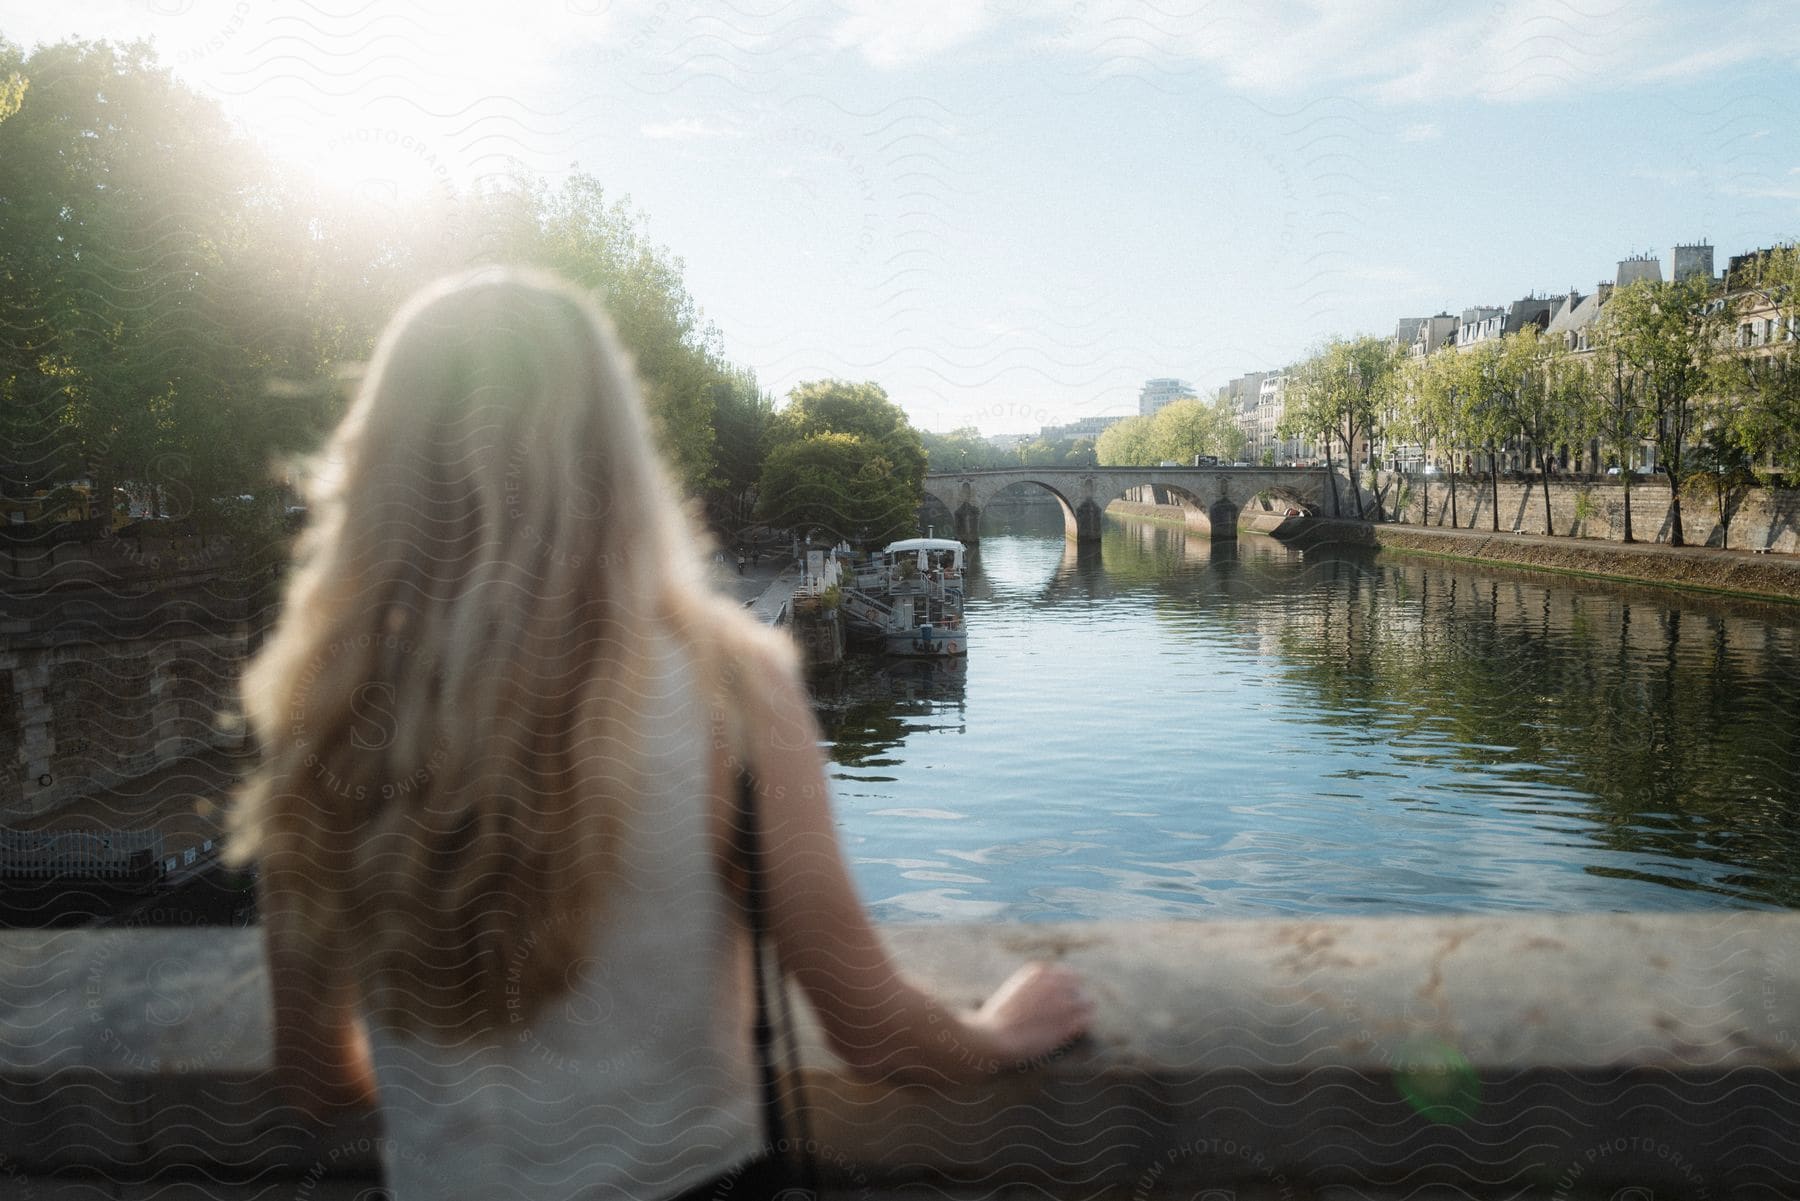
[231,267,1091,1200]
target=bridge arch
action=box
[921,466,1337,544]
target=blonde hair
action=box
[229,267,793,1034]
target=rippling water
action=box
[810,514,1800,922]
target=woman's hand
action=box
[964,961,1094,1069]
[271,1015,380,1119]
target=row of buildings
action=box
[1216,240,1797,472]
[985,241,1789,466]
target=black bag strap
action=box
[735,770,820,1197]
[735,769,786,1146]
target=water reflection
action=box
[812,517,1800,920]
[811,657,967,778]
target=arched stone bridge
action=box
[922,466,1340,543]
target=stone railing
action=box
[2,912,1796,1198]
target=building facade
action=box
[1139,377,1198,417]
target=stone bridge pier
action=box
[924,466,1336,544]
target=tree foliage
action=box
[1282,336,1403,518]
[921,427,1012,472]
[1728,245,1800,477]
[1096,400,1242,466]
[0,36,771,543]
[756,380,925,545]
[1096,417,1152,465]
[1594,275,1739,546]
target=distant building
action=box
[1397,313,1458,357]
[1504,293,1570,336]
[1216,372,1265,455]
[1456,305,1506,349]
[1139,377,1198,417]
[1725,244,1791,290]
[1545,284,1611,352]
[1038,414,1127,442]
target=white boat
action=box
[839,537,968,657]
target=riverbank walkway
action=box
[709,551,802,624]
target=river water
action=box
[811,512,1800,923]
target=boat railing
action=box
[794,553,845,598]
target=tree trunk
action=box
[1448,460,1460,527]
[1539,452,1553,535]
[1341,426,1364,520]
[1322,436,1341,517]
[1666,469,1685,547]
[1420,463,1432,527]
[1488,445,1500,532]
[1621,474,1634,543]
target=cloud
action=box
[1031,0,1800,106]
[831,0,995,68]
[1723,183,1800,201]
[1399,122,1440,142]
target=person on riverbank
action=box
[226,267,1092,1201]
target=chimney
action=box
[1673,242,1714,283]
[1616,254,1663,289]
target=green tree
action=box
[0,38,278,520]
[1594,274,1738,546]
[1096,416,1155,465]
[705,366,774,538]
[1149,397,1243,463]
[756,380,925,545]
[1282,337,1403,520]
[523,174,726,494]
[921,426,1009,472]
[1589,339,1647,542]
[1458,338,1521,533]
[1397,347,1468,526]
[1685,425,1756,549]
[1728,245,1800,478]
[1501,327,1588,535]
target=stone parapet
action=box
[1,913,1795,1196]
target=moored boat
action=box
[840,537,968,658]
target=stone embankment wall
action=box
[1292,518,1800,603]
[0,529,267,820]
[1371,472,1800,553]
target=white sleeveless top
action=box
[363,631,762,1200]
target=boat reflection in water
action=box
[809,655,968,777]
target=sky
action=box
[5,0,1799,435]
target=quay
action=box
[1,911,1795,1196]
